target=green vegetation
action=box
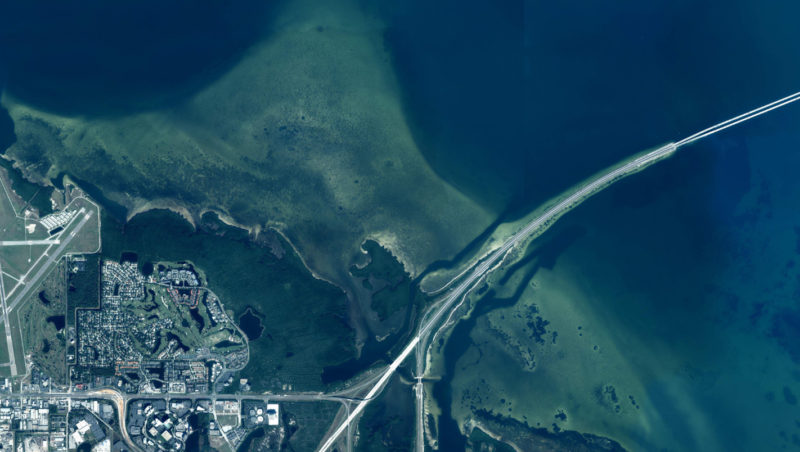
[472,410,625,452]
[214,415,238,430]
[108,278,246,358]
[186,413,216,452]
[0,164,52,280]
[17,259,68,384]
[0,318,9,378]
[0,323,9,364]
[63,196,101,253]
[0,157,53,216]
[0,0,494,294]
[281,402,340,450]
[351,240,420,321]
[66,254,100,366]
[468,428,516,452]
[8,310,25,375]
[67,254,101,326]
[356,375,413,452]
[101,209,355,391]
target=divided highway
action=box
[317,90,800,452]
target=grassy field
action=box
[0,323,9,364]
[65,196,101,254]
[0,158,53,216]
[355,374,414,452]
[215,414,239,430]
[0,304,10,377]
[104,275,247,358]
[0,163,101,381]
[0,165,52,282]
[281,401,341,451]
[8,309,26,375]
[17,259,68,383]
[0,194,99,286]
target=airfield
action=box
[0,168,99,377]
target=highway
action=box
[320,144,678,452]
[3,388,355,452]
[317,90,800,452]
[3,92,799,452]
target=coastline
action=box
[126,198,197,229]
[0,150,411,359]
[467,420,523,452]
[418,143,676,295]
[364,231,418,278]
[123,195,411,296]
[127,198,265,239]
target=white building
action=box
[266,404,279,426]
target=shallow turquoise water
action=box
[2,1,800,448]
[376,1,800,448]
[437,105,800,450]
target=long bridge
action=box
[317,90,800,452]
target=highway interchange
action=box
[1,90,799,452]
[318,90,800,451]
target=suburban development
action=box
[0,173,307,452]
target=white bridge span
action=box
[318,90,800,452]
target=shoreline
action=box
[127,200,357,299]
[364,231,418,278]
[126,198,197,229]
[467,420,523,452]
[418,142,676,295]
[124,198,372,356]
[127,199,264,238]
[203,208,261,237]
[0,154,401,357]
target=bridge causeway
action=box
[317,90,800,452]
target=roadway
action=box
[5,208,93,313]
[317,90,800,452]
[0,204,94,378]
[4,92,800,452]
[3,388,353,452]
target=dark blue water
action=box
[0,1,282,116]
[378,0,800,216]
[3,1,800,448]
[238,308,264,341]
[373,2,800,448]
[433,103,800,450]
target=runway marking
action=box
[0,240,61,246]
